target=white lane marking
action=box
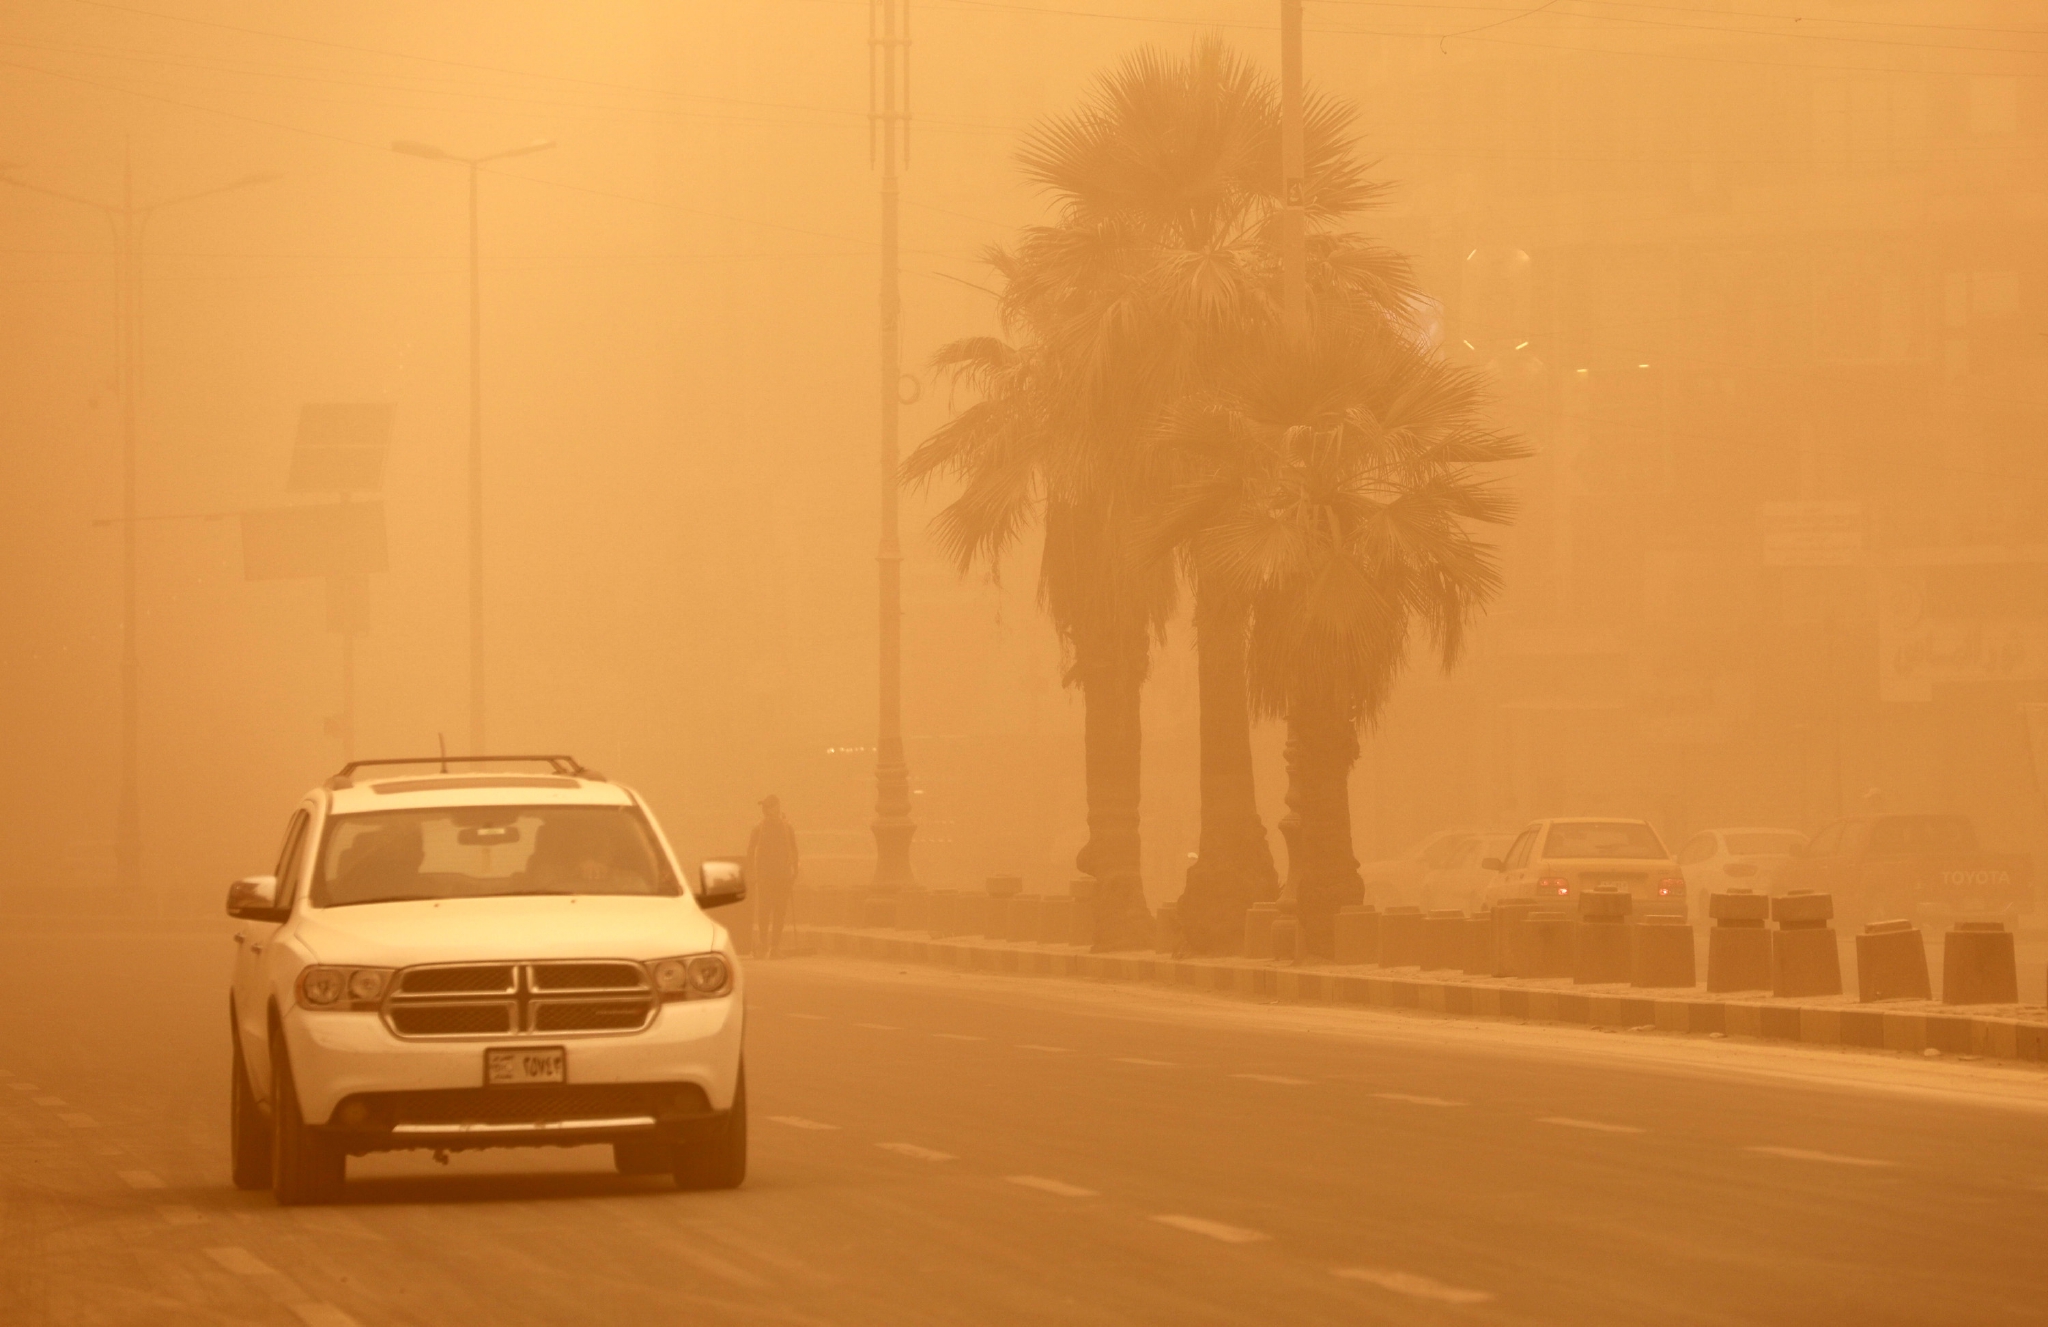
[158,1205,205,1226]
[788,1013,827,1021]
[1375,1093,1465,1107]
[855,1022,899,1031]
[1151,1215,1269,1244]
[1747,1145,1895,1169]
[1334,1267,1493,1305]
[1007,1175,1098,1198]
[768,1115,840,1131]
[31,1096,65,1107]
[1016,1044,1072,1053]
[876,1142,955,1162]
[59,1114,99,1128]
[1540,1117,1646,1134]
[290,1305,364,1327]
[1116,1057,1176,1067]
[118,1170,166,1189]
[1232,1073,1311,1086]
[206,1246,275,1276]
[932,1033,986,1041]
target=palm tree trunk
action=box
[1282,693,1363,958]
[1072,618,1153,952]
[1174,591,1277,954]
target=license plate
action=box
[485,1046,566,1086]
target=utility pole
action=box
[870,0,917,891]
[1,147,278,896]
[392,137,554,754]
[1279,0,1308,340]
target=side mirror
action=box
[1481,858,1504,872]
[697,858,747,909]
[226,875,288,922]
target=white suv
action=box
[225,756,747,1205]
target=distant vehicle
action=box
[1417,832,1518,912]
[1479,818,1687,917]
[1358,828,1488,907]
[1772,814,2034,927]
[225,756,748,1205]
[1675,827,1807,919]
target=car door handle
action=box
[233,933,245,945]
[248,941,264,953]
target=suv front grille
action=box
[383,960,655,1040]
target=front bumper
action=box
[279,994,744,1134]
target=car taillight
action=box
[1659,877,1686,897]
[1538,876,1570,897]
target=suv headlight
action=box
[648,953,733,1001]
[297,965,394,1011]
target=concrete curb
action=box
[786,925,2048,1064]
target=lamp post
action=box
[1,147,279,895]
[391,137,554,755]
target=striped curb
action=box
[785,925,2048,1063]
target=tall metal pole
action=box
[1279,0,1308,341]
[870,0,916,890]
[115,142,141,893]
[467,162,486,755]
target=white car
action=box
[1674,826,1807,919]
[226,756,747,1205]
[1416,832,1518,913]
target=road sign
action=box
[241,502,386,580]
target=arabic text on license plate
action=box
[486,1046,566,1086]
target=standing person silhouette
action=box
[745,795,800,958]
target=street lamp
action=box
[391,137,555,755]
[0,149,279,897]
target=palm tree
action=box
[909,38,1418,952]
[1150,316,1527,956]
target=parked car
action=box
[1772,813,2033,928]
[1358,828,1489,907]
[1675,827,1807,919]
[1479,818,1688,917]
[1416,832,1518,913]
[225,755,748,1205]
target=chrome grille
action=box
[383,960,655,1040]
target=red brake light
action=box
[1659,877,1685,896]
[1538,876,1570,896]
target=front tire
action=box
[674,1065,747,1191]
[229,1021,271,1191]
[268,1027,345,1206]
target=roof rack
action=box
[326,754,603,791]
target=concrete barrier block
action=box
[1654,1001,1690,1033]
[1942,923,2019,1005]
[1856,921,1931,1002]
[1276,970,1302,1000]
[1631,917,1697,988]
[1270,916,1301,964]
[1462,914,1495,975]
[1252,969,1276,997]
[1771,927,1843,999]
[1422,911,1467,971]
[1839,1009,1885,1048]
[1472,987,1502,1017]
[1418,984,1447,1012]
[1365,977,1399,1006]
[1574,921,1632,985]
[1880,1011,1926,1053]
[1334,905,1378,965]
[1554,992,1591,1023]
[1587,995,1623,1026]
[1771,890,1834,925]
[1526,911,1577,979]
[1972,1019,2018,1059]
[1798,1008,1843,1045]
[1657,1000,1723,1034]
[1244,902,1279,961]
[1709,889,1771,922]
[1494,899,1538,977]
[1526,990,1559,1022]
[1616,996,1656,1026]
[1707,926,1773,992]
[1040,895,1075,944]
[1335,974,1371,1004]
[1579,886,1633,921]
[1723,1004,1764,1038]
[1379,907,1425,967]
[1443,986,1474,1015]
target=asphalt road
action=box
[3,925,2046,1326]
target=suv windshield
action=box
[1543,821,1666,860]
[312,805,677,907]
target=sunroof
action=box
[369,776,584,794]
